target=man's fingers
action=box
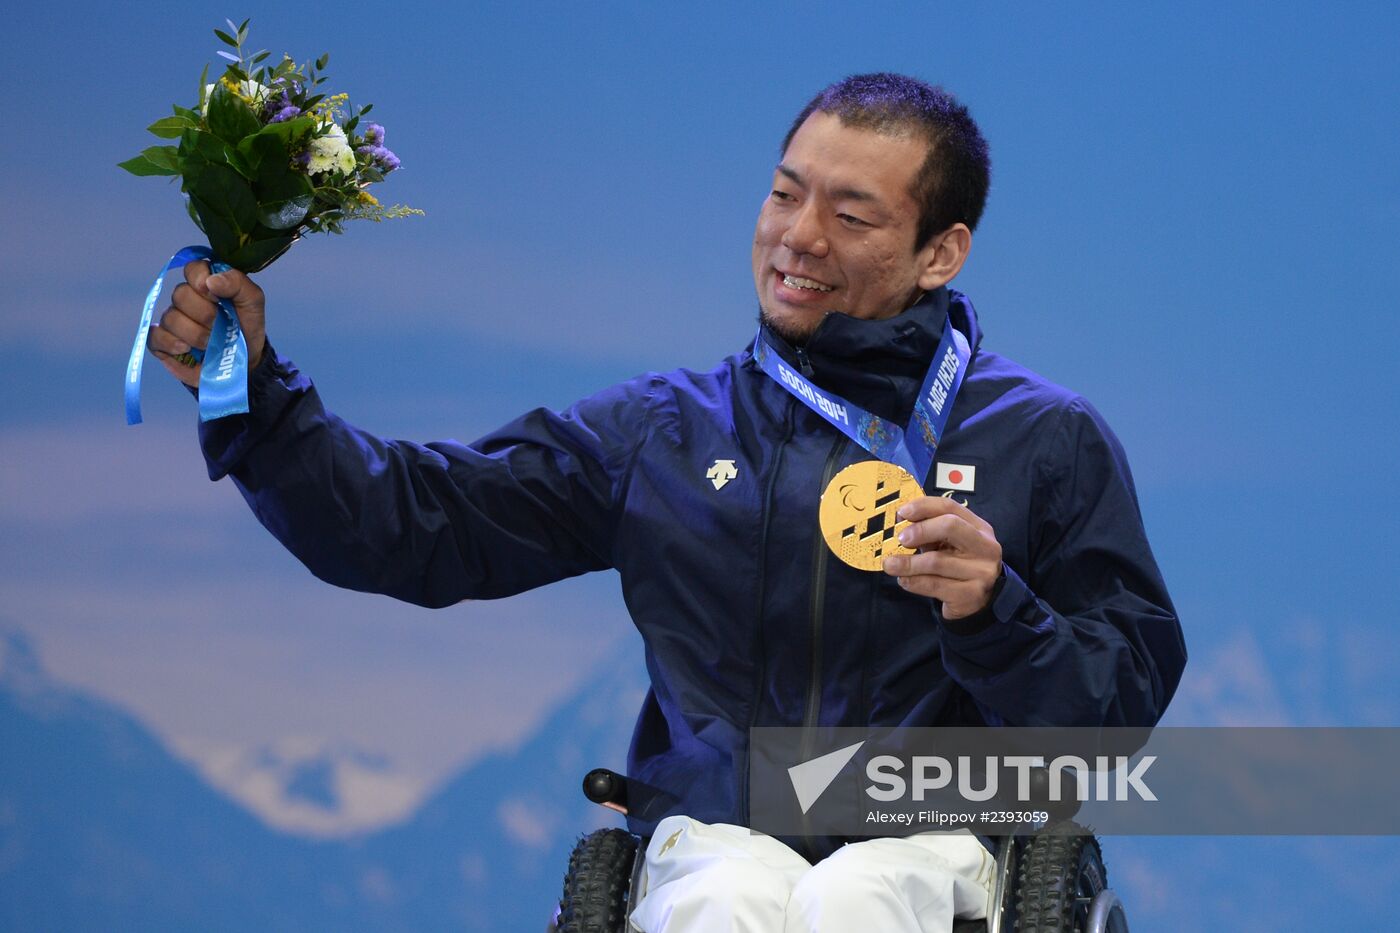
[205,267,265,316]
[183,259,213,294]
[897,495,993,534]
[884,496,1003,619]
[154,344,200,388]
[171,282,218,328]
[148,321,191,357]
[882,550,981,581]
[157,305,211,351]
[177,262,266,370]
[896,512,989,555]
[890,571,982,607]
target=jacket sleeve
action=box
[198,345,649,608]
[936,396,1187,728]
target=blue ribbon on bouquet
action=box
[125,245,250,425]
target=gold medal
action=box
[818,460,924,571]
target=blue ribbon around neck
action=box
[752,319,971,488]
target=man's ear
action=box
[916,223,972,290]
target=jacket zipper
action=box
[796,346,815,377]
[803,434,849,734]
[741,396,797,825]
[795,433,849,859]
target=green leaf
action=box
[251,50,270,64]
[255,163,312,201]
[147,116,194,138]
[179,159,206,195]
[117,154,178,177]
[227,235,296,274]
[359,103,373,115]
[173,104,200,121]
[214,28,238,47]
[222,142,253,179]
[187,192,240,258]
[205,82,261,144]
[185,195,204,232]
[248,115,315,147]
[197,62,209,110]
[236,131,283,175]
[188,160,260,235]
[180,126,234,167]
[316,53,329,70]
[141,145,181,172]
[257,194,313,230]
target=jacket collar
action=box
[755,286,984,423]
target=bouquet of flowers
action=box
[120,18,420,272]
[122,19,420,425]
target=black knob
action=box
[583,768,628,807]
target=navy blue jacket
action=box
[199,288,1185,855]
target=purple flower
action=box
[363,122,385,145]
[263,92,302,123]
[375,146,401,172]
[356,143,401,173]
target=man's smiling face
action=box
[752,111,944,345]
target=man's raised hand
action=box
[147,261,266,388]
[882,495,1004,619]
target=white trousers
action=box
[628,816,994,933]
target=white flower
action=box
[201,79,271,112]
[305,123,355,175]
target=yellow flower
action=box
[202,77,271,110]
[357,191,380,206]
[311,93,350,121]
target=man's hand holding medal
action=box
[882,494,1003,620]
[814,459,1004,621]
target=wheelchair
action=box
[549,768,1129,933]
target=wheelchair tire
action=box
[557,827,639,933]
[1013,824,1112,932]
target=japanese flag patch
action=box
[934,462,976,492]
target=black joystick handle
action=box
[583,768,629,808]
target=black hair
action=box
[781,73,991,248]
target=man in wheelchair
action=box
[546,74,1184,931]
[160,70,1184,932]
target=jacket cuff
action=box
[937,560,1061,678]
[937,564,1010,636]
[197,340,310,480]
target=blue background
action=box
[2,1,1398,928]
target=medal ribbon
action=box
[125,245,250,425]
[752,319,971,486]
